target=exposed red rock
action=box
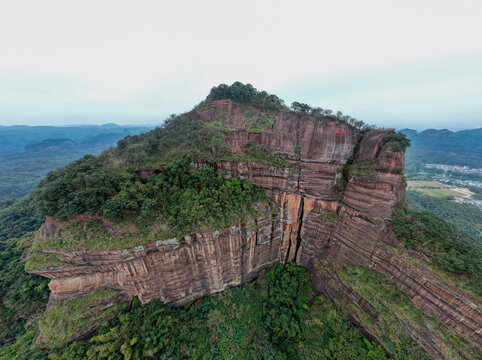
[33,203,283,305]
[28,100,482,357]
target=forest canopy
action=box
[205,82,286,111]
[32,156,266,238]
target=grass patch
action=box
[392,203,481,296]
[224,143,292,168]
[28,202,266,258]
[349,160,378,176]
[407,180,471,198]
[25,251,66,271]
[337,265,480,360]
[202,116,236,132]
[37,289,124,349]
[320,211,339,224]
[245,111,275,133]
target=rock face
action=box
[29,100,481,357]
[35,203,282,305]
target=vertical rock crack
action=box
[293,195,304,262]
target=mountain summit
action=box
[25,83,481,359]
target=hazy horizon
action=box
[1,1,481,130]
[0,121,480,133]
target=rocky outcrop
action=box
[28,100,481,357]
[32,203,282,305]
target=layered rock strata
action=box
[29,100,481,357]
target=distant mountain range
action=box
[0,123,151,156]
[400,128,482,171]
[0,124,154,199]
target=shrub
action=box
[383,132,411,152]
[349,161,378,176]
[242,143,291,168]
[392,204,481,294]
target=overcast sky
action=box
[1,0,481,130]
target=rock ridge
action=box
[28,100,481,357]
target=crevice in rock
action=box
[374,140,385,160]
[254,219,258,246]
[293,195,304,262]
[335,132,363,201]
[285,229,293,264]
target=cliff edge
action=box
[26,92,481,358]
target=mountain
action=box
[1,83,481,359]
[0,125,153,199]
[0,124,147,156]
[401,127,482,171]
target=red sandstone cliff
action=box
[27,100,481,357]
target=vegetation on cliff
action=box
[290,101,376,132]
[334,265,479,360]
[383,132,411,152]
[32,156,266,247]
[205,81,286,111]
[2,264,389,360]
[230,143,292,168]
[113,113,230,169]
[36,289,125,349]
[112,92,290,170]
[348,160,378,177]
[0,200,48,344]
[392,203,481,295]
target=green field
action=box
[407,180,472,198]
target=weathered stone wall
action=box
[28,100,481,357]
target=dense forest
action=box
[406,191,481,240]
[31,155,266,248]
[0,199,48,345]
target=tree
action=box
[291,102,312,112]
[206,82,285,110]
[310,107,323,115]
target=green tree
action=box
[291,101,312,112]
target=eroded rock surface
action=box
[28,100,481,357]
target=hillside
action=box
[1,83,481,359]
[0,124,150,157]
[0,124,152,199]
[400,128,482,240]
[401,127,482,171]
